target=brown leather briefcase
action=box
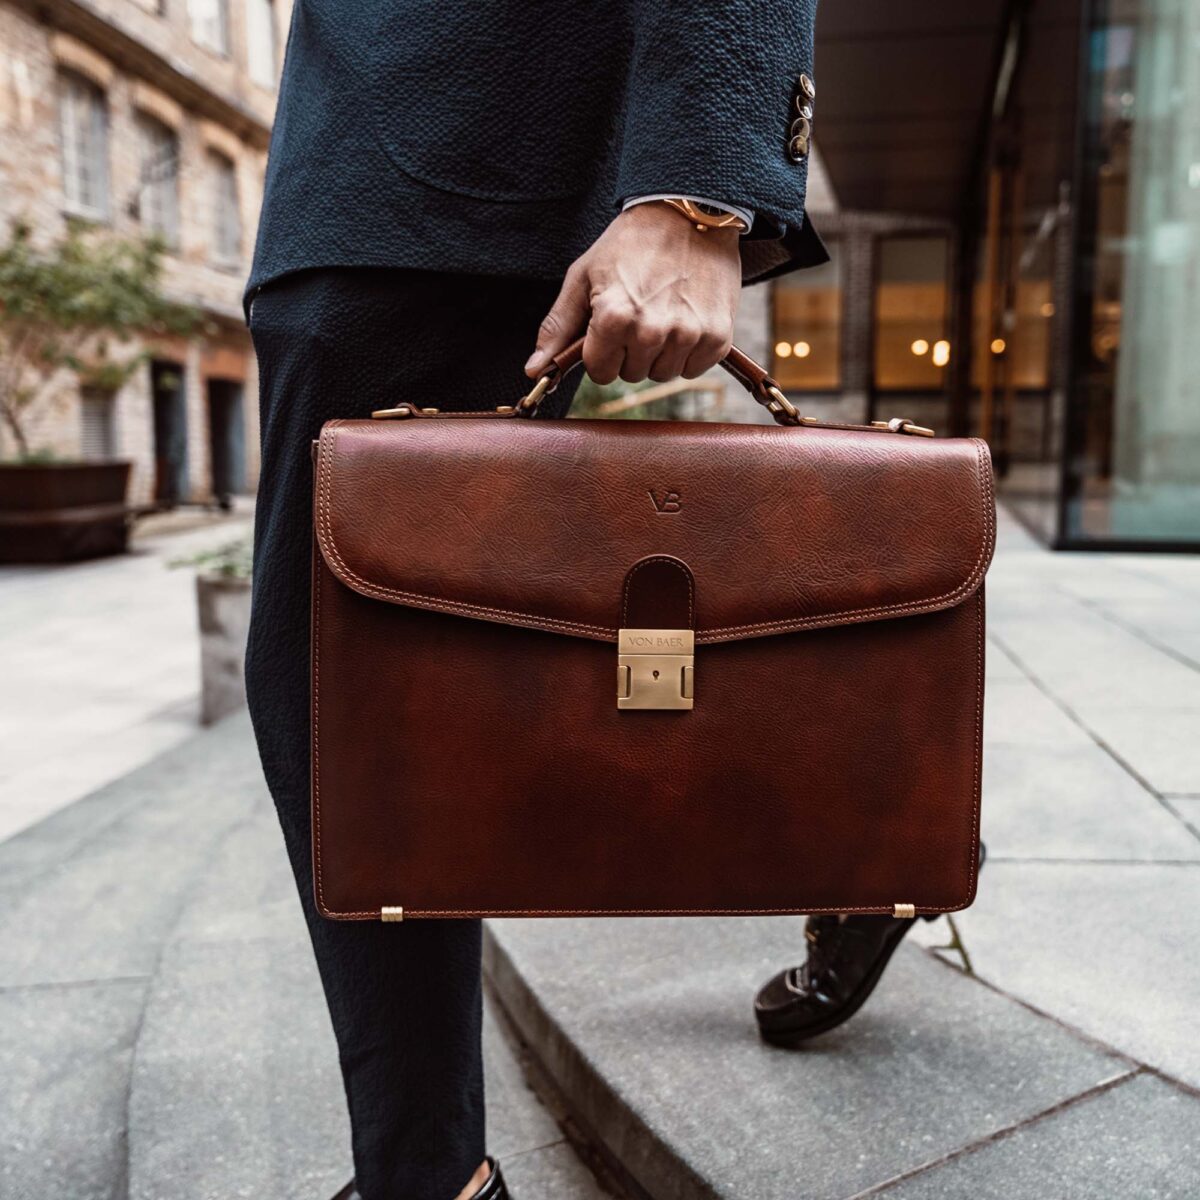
[311,342,995,922]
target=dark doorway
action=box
[206,378,245,509]
[151,360,188,507]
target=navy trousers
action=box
[245,268,575,1200]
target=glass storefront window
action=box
[771,245,841,391]
[1066,0,1200,543]
[874,237,950,390]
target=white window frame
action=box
[189,0,231,56]
[58,70,110,220]
[136,113,181,247]
[209,150,242,266]
[246,0,278,89]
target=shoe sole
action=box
[757,916,936,1048]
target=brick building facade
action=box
[0,0,290,506]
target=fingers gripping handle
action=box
[518,337,802,426]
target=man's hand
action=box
[524,203,742,386]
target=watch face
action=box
[663,198,748,233]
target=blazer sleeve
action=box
[613,0,819,241]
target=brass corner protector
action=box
[893,903,917,919]
[381,906,405,922]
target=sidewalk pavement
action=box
[0,716,608,1200]
[2,507,1199,1198]
[0,507,252,843]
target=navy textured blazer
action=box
[247,0,826,300]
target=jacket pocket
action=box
[360,1,624,202]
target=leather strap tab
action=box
[621,555,695,631]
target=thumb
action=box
[525,268,589,377]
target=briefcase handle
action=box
[518,336,806,426]
[373,336,933,434]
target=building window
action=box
[136,114,180,246]
[189,0,231,55]
[874,236,950,390]
[80,389,117,460]
[246,0,278,88]
[771,244,842,391]
[208,150,241,265]
[1058,1,1200,544]
[58,71,109,220]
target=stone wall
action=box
[0,0,287,504]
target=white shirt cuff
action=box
[622,194,755,232]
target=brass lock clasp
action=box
[617,628,694,710]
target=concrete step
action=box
[484,915,1200,1199]
[0,715,608,1200]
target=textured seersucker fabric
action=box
[247,0,826,305]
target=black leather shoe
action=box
[472,1158,508,1199]
[755,847,986,1047]
[754,912,936,1046]
[329,1156,508,1200]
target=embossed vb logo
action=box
[649,489,682,514]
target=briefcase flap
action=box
[314,417,994,644]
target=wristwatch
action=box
[658,197,750,235]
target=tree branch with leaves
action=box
[0,221,200,459]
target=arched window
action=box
[136,113,181,245]
[208,150,241,265]
[58,70,109,219]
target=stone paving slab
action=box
[914,861,1200,1092]
[0,719,259,989]
[0,978,146,1200]
[1083,707,1200,796]
[987,601,1200,714]
[486,916,1136,1200]
[0,516,252,842]
[875,1073,1200,1200]
[980,739,1200,861]
[128,910,353,1200]
[1089,597,1200,672]
[986,581,1200,798]
[123,782,353,1200]
[1171,797,1200,837]
[504,1142,613,1198]
[980,676,1200,862]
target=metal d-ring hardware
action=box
[370,404,441,419]
[517,373,554,414]
[764,385,804,425]
[871,418,936,438]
